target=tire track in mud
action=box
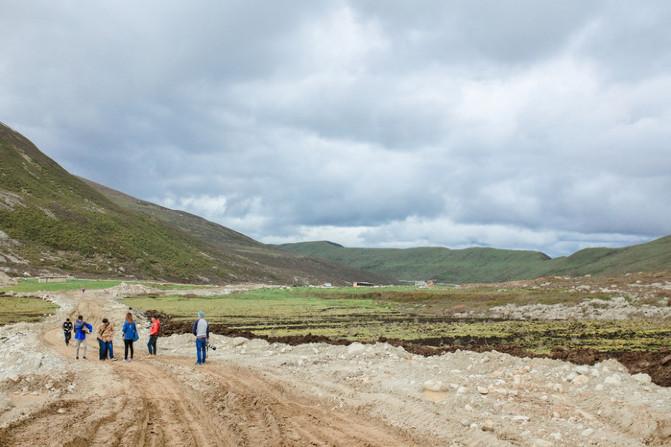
[119,361,229,447]
[162,359,425,447]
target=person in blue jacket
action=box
[122,312,139,362]
[73,315,93,360]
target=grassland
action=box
[0,278,123,293]
[0,296,58,325]
[0,278,217,293]
[123,286,671,355]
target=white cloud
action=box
[1,1,670,255]
[159,195,228,221]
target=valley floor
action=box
[0,286,670,446]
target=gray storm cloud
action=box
[1,0,670,256]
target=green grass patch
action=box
[135,282,216,291]
[0,278,211,293]
[1,278,123,293]
[0,296,58,325]
[125,287,395,324]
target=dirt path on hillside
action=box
[0,290,426,447]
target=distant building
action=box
[353,281,374,287]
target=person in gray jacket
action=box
[192,311,209,365]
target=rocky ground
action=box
[485,295,671,320]
[0,282,670,446]
[159,333,671,446]
[457,272,671,321]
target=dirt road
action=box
[2,286,671,447]
[0,290,427,447]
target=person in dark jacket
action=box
[74,315,93,360]
[62,318,73,346]
[122,312,139,361]
[192,311,209,365]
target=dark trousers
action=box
[98,338,106,360]
[124,340,134,360]
[105,341,114,359]
[147,335,158,355]
[64,331,72,345]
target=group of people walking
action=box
[62,313,162,361]
[61,311,210,364]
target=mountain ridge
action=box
[278,236,671,283]
[0,123,386,284]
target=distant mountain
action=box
[0,122,385,284]
[278,236,671,283]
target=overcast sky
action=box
[1,1,670,256]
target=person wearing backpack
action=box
[62,318,73,346]
[147,316,160,355]
[122,312,139,362]
[73,315,93,360]
[192,311,209,365]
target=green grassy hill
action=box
[0,122,384,284]
[278,236,671,283]
[547,236,671,277]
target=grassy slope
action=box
[278,236,671,283]
[0,123,384,284]
[82,180,390,285]
[278,241,551,283]
[0,123,218,282]
[547,236,671,276]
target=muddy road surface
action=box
[0,289,426,447]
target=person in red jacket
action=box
[147,316,160,355]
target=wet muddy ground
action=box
[152,311,671,387]
[0,296,57,326]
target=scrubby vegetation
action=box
[124,285,671,355]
